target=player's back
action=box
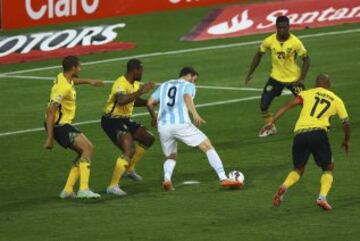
[156,79,196,126]
[294,87,348,132]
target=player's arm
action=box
[44,102,58,150]
[298,55,311,83]
[135,97,157,126]
[116,82,154,106]
[342,120,351,155]
[296,40,311,83]
[147,97,159,128]
[73,78,104,87]
[245,51,265,85]
[184,94,206,127]
[264,96,303,129]
[336,99,351,154]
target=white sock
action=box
[163,159,176,181]
[206,149,227,181]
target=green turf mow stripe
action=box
[0,94,294,137]
[0,74,263,91]
[1,28,359,76]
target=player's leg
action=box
[163,153,177,191]
[51,125,81,199]
[70,133,101,198]
[159,125,177,191]
[259,78,284,137]
[310,130,333,210]
[107,132,135,196]
[286,82,305,96]
[174,124,227,182]
[60,151,80,199]
[126,124,155,181]
[197,139,242,188]
[174,124,239,187]
[197,139,227,181]
[273,133,309,206]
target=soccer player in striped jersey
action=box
[147,67,243,191]
[44,56,103,199]
[263,74,350,210]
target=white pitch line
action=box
[0,74,263,91]
[1,28,360,76]
[0,95,267,137]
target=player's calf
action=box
[163,156,176,191]
[273,185,287,207]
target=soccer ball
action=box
[228,170,245,183]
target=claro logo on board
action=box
[25,0,100,20]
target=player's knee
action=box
[260,103,268,112]
[295,167,305,176]
[86,142,94,156]
[167,153,177,160]
[322,163,334,171]
[198,139,213,153]
[125,146,136,158]
[144,134,155,148]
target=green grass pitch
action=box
[0,6,359,241]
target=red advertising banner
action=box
[0,23,135,64]
[1,0,241,30]
[183,0,360,41]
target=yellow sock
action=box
[282,170,301,189]
[79,158,91,191]
[128,144,146,172]
[320,171,333,198]
[64,165,80,193]
[109,157,129,187]
[262,111,273,124]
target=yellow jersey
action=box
[294,87,349,132]
[260,33,307,83]
[47,73,76,125]
[104,75,140,117]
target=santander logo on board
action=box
[179,0,360,41]
[25,0,100,20]
[207,3,360,36]
[208,10,254,35]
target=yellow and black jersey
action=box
[47,73,76,125]
[103,75,140,117]
[294,87,348,132]
[260,33,307,83]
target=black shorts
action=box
[292,130,332,170]
[44,123,81,149]
[260,77,305,111]
[101,115,142,144]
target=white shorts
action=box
[158,123,207,157]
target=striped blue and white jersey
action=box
[151,79,196,126]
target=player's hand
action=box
[140,82,155,94]
[91,80,105,87]
[261,121,274,133]
[193,113,206,127]
[341,140,350,155]
[44,138,54,150]
[245,75,252,86]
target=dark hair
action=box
[179,67,199,77]
[62,56,80,72]
[127,58,143,72]
[276,16,289,25]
